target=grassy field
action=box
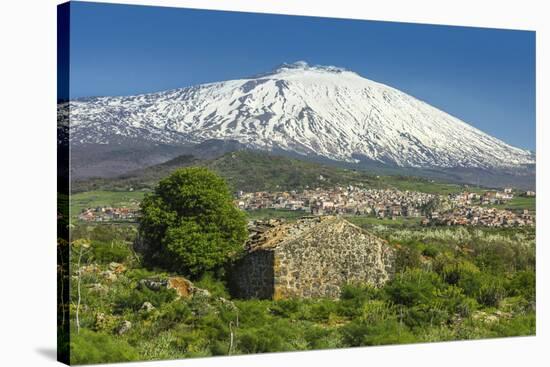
[345,215,422,228]
[245,210,425,225]
[378,176,484,195]
[491,196,536,212]
[70,190,147,219]
[245,208,308,221]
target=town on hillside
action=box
[235,186,434,217]
[77,186,535,228]
[78,206,139,222]
[235,186,535,227]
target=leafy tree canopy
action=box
[138,167,247,278]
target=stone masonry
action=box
[229,216,395,299]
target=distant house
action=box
[229,217,395,299]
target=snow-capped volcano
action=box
[66,61,534,169]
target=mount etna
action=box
[61,61,535,188]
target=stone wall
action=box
[272,218,394,299]
[229,249,274,299]
[229,217,395,300]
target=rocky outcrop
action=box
[140,302,155,312]
[167,277,194,298]
[139,276,211,299]
[230,216,395,299]
[116,320,132,335]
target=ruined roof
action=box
[245,216,383,252]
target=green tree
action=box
[138,167,248,278]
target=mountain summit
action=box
[67,61,535,170]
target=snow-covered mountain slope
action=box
[66,61,535,169]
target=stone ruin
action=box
[229,216,395,299]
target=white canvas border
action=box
[0,0,546,366]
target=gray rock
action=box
[139,279,167,291]
[116,320,132,335]
[140,302,155,312]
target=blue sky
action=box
[66,1,536,150]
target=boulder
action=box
[139,279,167,291]
[193,287,211,299]
[108,262,127,274]
[139,276,212,300]
[81,264,101,275]
[100,270,117,282]
[116,320,132,335]
[87,283,107,293]
[218,297,236,310]
[167,276,194,298]
[140,301,155,312]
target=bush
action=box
[384,269,446,307]
[477,275,506,308]
[303,325,341,349]
[442,261,480,286]
[456,297,479,318]
[507,270,535,302]
[270,299,308,319]
[474,242,520,273]
[403,304,449,329]
[339,284,381,318]
[341,283,380,301]
[421,245,440,258]
[70,329,139,364]
[138,167,248,278]
[114,285,177,313]
[490,313,536,337]
[87,240,133,263]
[307,299,339,322]
[394,245,423,271]
[156,302,193,329]
[237,319,305,353]
[194,272,230,299]
[414,285,476,327]
[340,317,416,347]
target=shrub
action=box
[341,283,380,301]
[237,319,305,353]
[87,240,133,263]
[270,299,308,319]
[490,313,536,337]
[233,300,273,327]
[456,297,479,318]
[432,251,458,275]
[394,245,423,271]
[442,261,480,286]
[408,285,476,327]
[340,317,416,347]
[303,325,342,349]
[114,285,177,313]
[403,304,449,329]
[421,245,440,258]
[474,242,519,273]
[70,329,139,364]
[194,272,230,299]
[507,270,535,302]
[307,299,339,323]
[477,275,506,308]
[156,302,193,329]
[384,269,446,307]
[339,284,380,318]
